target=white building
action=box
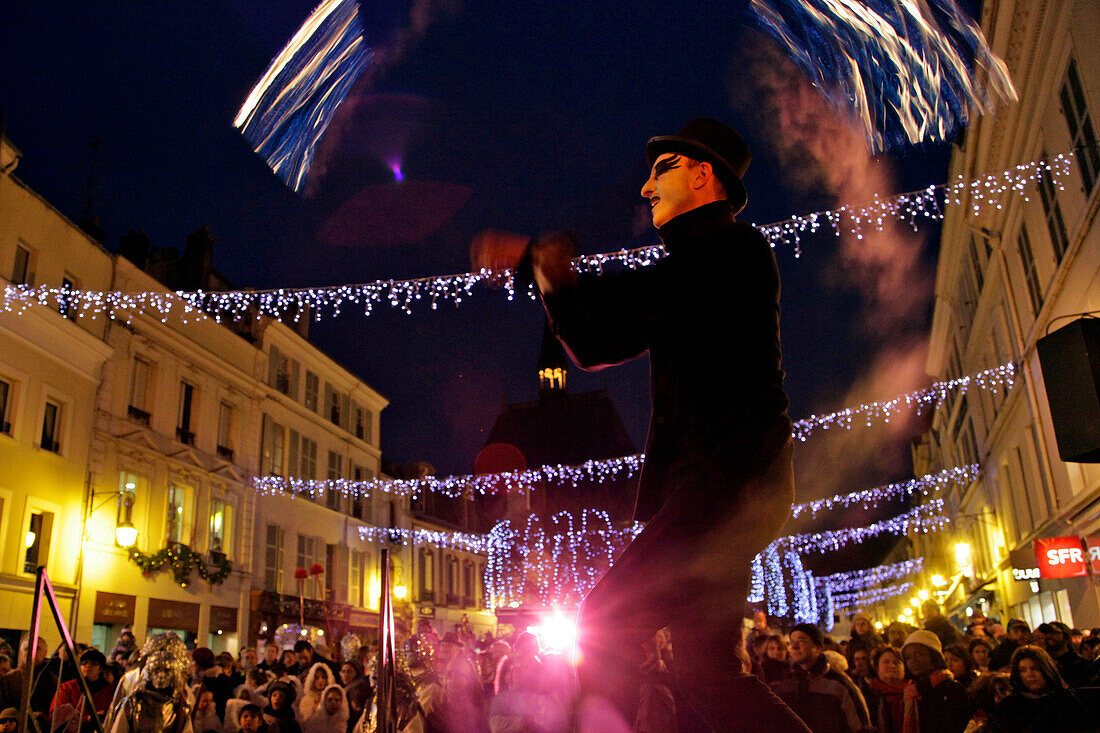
[912,0,1100,630]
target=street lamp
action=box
[918,589,930,601]
[393,585,408,599]
[931,574,947,587]
[114,520,138,548]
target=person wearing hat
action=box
[1036,621,1091,687]
[770,623,871,733]
[50,647,115,733]
[472,119,806,731]
[0,707,17,733]
[989,619,1030,671]
[262,681,301,733]
[899,630,973,732]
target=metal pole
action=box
[41,571,104,733]
[376,549,396,733]
[19,569,46,733]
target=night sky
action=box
[1,1,971,574]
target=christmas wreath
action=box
[128,544,233,587]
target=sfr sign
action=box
[1034,536,1088,579]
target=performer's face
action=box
[640,153,697,228]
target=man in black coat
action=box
[472,118,808,732]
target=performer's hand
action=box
[470,229,529,287]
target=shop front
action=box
[90,591,136,656]
[148,598,200,648]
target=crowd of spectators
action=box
[0,605,1096,733]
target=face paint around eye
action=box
[654,154,683,177]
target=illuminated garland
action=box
[254,453,644,499]
[128,545,233,587]
[773,500,948,554]
[0,154,1074,319]
[791,363,1016,441]
[485,511,643,609]
[819,557,925,593]
[355,525,489,553]
[831,581,915,612]
[790,466,978,519]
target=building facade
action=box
[910,0,1100,630]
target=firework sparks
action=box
[234,0,373,193]
[749,0,1017,152]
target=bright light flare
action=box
[526,609,577,656]
[234,0,374,193]
[749,0,1017,152]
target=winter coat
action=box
[110,688,192,733]
[867,678,905,733]
[533,200,791,522]
[296,664,336,721]
[988,640,1020,672]
[50,676,116,733]
[769,654,871,733]
[903,671,973,733]
[301,685,348,733]
[993,688,1093,732]
[1051,650,1091,688]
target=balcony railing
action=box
[216,445,234,461]
[176,427,195,445]
[127,405,151,425]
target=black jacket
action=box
[907,673,973,733]
[536,200,791,521]
[769,655,871,733]
[993,689,1093,732]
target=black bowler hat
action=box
[646,117,751,214]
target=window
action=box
[359,407,373,444]
[11,244,31,285]
[300,437,317,480]
[350,551,365,607]
[262,416,287,476]
[1017,224,1044,316]
[1011,447,1037,535]
[217,403,233,460]
[354,405,366,441]
[325,384,348,429]
[40,400,61,453]
[352,465,373,521]
[1037,151,1070,262]
[463,561,474,606]
[446,555,459,605]
[325,544,335,601]
[24,511,53,574]
[327,451,343,510]
[177,382,195,445]
[418,548,435,602]
[166,483,189,544]
[268,347,300,399]
[1061,58,1099,196]
[59,275,78,320]
[0,378,11,434]
[209,498,230,554]
[968,235,985,293]
[128,359,151,424]
[304,372,319,411]
[264,524,284,593]
[297,535,320,599]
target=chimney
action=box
[182,226,215,290]
[119,230,151,269]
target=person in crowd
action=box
[0,634,57,729]
[106,633,191,732]
[437,632,485,733]
[110,631,139,668]
[761,635,790,685]
[415,621,441,661]
[280,653,297,672]
[0,656,11,678]
[866,647,905,733]
[968,638,994,676]
[292,644,338,682]
[942,644,978,691]
[192,689,223,733]
[848,614,884,659]
[899,630,972,733]
[257,646,279,674]
[218,653,246,696]
[770,623,871,733]
[240,651,258,676]
[296,664,334,721]
[1078,635,1100,662]
[989,620,1030,672]
[191,649,236,722]
[110,636,193,733]
[1035,622,1091,688]
[50,648,115,733]
[301,687,347,733]
[886,623,912,651]
[237,704,266,733]
[921,601,962,649]
[847,647,874,702]
[993,645,1091,732]
[0,708,17,733]
[963,672,1010,733]
[338,662,369,733]
[489,633,544,733]
[746,612,775,653]
[358,634,439,733]
[226,671,274,733]
[261,681,301,733]
[635,629,675,733]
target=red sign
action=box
[1034,536,1088,578]
[1086,537,1100,576]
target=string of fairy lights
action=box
[0,153,1075,323]
[830,582,916,612]
[817,557,925,593]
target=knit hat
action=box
[0,709,17,723]
[903,629,942,655]
[790,623,825,647]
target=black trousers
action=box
[575,439,811,733]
